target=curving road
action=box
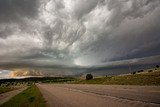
[37,84,160,107]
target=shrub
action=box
[28,97,35,102]
[156,65,159,68]
[131,72,136,75]
[86,74,93,80]
[148,70,153,72]
[137,70,144,73]
[140,70,144,72]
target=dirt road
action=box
[0,87,27,105]
[37,84,160,107]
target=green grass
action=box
[0,87,14,94]
[74,70,160,85]
[0,85,47,107]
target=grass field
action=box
[74,69,160,85]
[0,87,14,94]
[0,85,47,107]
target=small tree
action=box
[86,74,93,80]
[148,70,152,72]
[131,72,136,75]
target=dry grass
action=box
[74,68,160,85]
[0,85,47,107]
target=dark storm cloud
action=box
[0,0,39,23]
[0,0,39,41]
[74,0,160,66]
[0,26,13,39]
[73,0,102,19]
[0,0,160,77]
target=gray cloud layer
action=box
[0,0,160,76]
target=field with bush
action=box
[74,68,160,85]
[0,87,14,94]
[0,85,47,107]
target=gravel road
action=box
[37,84,160,107]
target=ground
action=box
[37,84,160,107]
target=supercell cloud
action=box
[0,0,160,77]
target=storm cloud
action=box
[0,0,160,77]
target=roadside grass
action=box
[0,85,47,107]
[0,87,14,94]
[74,70,160,85]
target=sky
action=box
[0,0,160,78]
